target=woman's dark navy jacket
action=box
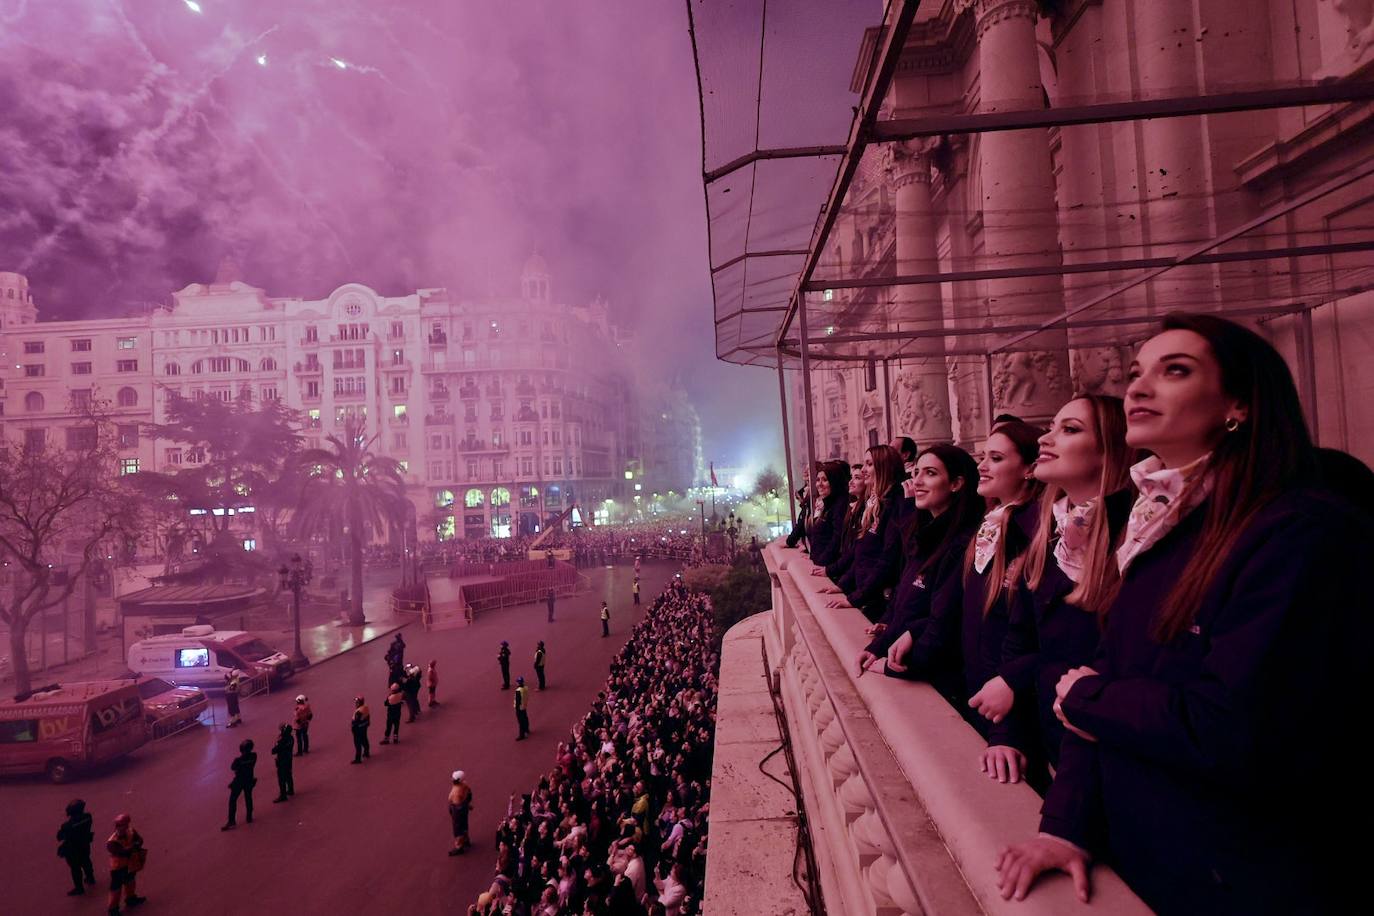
[842,484,912,618]
[998,489,1132,768]
[1040,488,1372,915]
[877,528,977,699]
[958,501,1039,747]
[807,493,851,567]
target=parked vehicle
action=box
[0,680,149,783]
[126,625,293,690]
[134,676,208,735]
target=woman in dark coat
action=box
[985,395,1134,772]
[997,314,1373,915]
[821,445,909,622]
[805,461,853,567]
[817,465,865,583]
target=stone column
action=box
[889,139,953,443]
[968,0,1070,424]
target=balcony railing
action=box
[332,388,367,401]
[293,361,322,375]
[458,385,480,399]
[428,332,447,346]
[515,408,539,422]
[382,360,412,372]
[424,413,454,426]
[299,336,320,348]
[388,413,410,426]
[724,543,1150,916]
[430,387,450,401]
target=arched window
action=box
[165,362,181,376]
[24,391,44,412]
[260,357,277,372]
[490,487,511,507]
[117,387,139,407]
[435,489,455,509]
[464,488,485,508]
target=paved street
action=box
[4,561,674,915]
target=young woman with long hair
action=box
[817,463,866,583]
[858,445,983,669]
[822,445,908,621]
[974,396,1133,776]
[805,460,853,567]
[997,315,1371,914]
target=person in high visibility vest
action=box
[224,670,243,728]
[534,641,546,690]
[513,677,530,740]
[600,601,610,638]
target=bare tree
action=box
[0,419,142,695]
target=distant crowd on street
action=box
[471,578,716,916]
[784,314,1374,913]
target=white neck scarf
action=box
[1116,453,1213,574]
[1052,496,1097,584]
[972,504,1011,574]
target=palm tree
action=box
[295,420,407,626]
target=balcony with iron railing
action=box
[332,387,367,402]
[459,385,480,399]
[485,384,503,398]
[382,359,412,373]
[428,332,448,346]
[707,542,1152,916]
[293,361,322,375]
[388,412,410,427]
[515,408,539,423]
[424,413,454,427]
[430,386,450,401]
[459,439,509,454]
[299,336,320,348]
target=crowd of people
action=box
[471,579,717,916]
[786,313,1373,914]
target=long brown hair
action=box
[839,466,868,550]
[1023,395,1134,616]
[965,421,1046,615]
[1149,314,1317,642]
[858,445,904,536]
[903,444,983,574]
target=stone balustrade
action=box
[748,540,1151,916]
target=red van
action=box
[0,680,150,783]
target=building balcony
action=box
[301,390,322,403]
[463,412,479,423]
[515,408,539,423]
[515,382,536,396]
[388,412,410,427]
[485,384,502,398]
[329,332,371,343]
[430,387,450,401]
[459,439,508,454]
[458,385,480,399]
[294,361,322,375]
[299,336,320,348]
[332,388,367,401]
[489,412,504,423]
[428,332,448,347]
[331,361,366,371]
[382,360,412,373]
[707,543,1151,916]
[424,413,454,427]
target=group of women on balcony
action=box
[791,313,1372,915]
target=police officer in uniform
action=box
[293,695,312,756]
[513,677,530,740]
[498,640,512,690]
[222,739,257,830]
[600,601,611,638]
[350,696,371,764]
[534,641,547,690]
[271,724,295,802]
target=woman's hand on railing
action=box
[863,622,886,637]
[817,584,842,594]
[824,597,851,609]
[968,675,1015,723]
[980,745,1027,784]
[810,567,827,577]
[884,630,912,673]
[856,650,879,678]
[996,835,1092,903]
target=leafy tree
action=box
[295,420,406,626]
[752,467,785,503]
[0,417,142,694]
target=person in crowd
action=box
[224,669,243,728]
[890,435,919,476]
[956,421,1045,785]
[448,770,474,856]
[382,682,404,745]
[989,395,1134,772]
[292,694,312,756]
[534,641,547,690]
[633,576,641,605]
[547,587,557,622]
[350,695,371,764]
[996,314,1372,914]
[499,640,512,689]
[105,813,146,915]
[601,601,611,638]
[403,663,423,722]
[860,445,982,694]
[514,676,531,740]
[271,723,295,802]
[385,632,406,673]
[785,474,812,550]
[427,660,440,707]
[821,445,908,621]
[801,461,852,568]
[222,738,256,830]
[57,798,95,896]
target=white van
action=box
[126,625,294,690]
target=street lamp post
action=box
[726,510,738,559]
[278,553,313,670]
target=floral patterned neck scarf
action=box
[1116,453,1212,574]
[972,504,1011,574]
[1052,496,1097,584]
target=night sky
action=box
[0,0,785,475]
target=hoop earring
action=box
[1224,416,1240,433]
